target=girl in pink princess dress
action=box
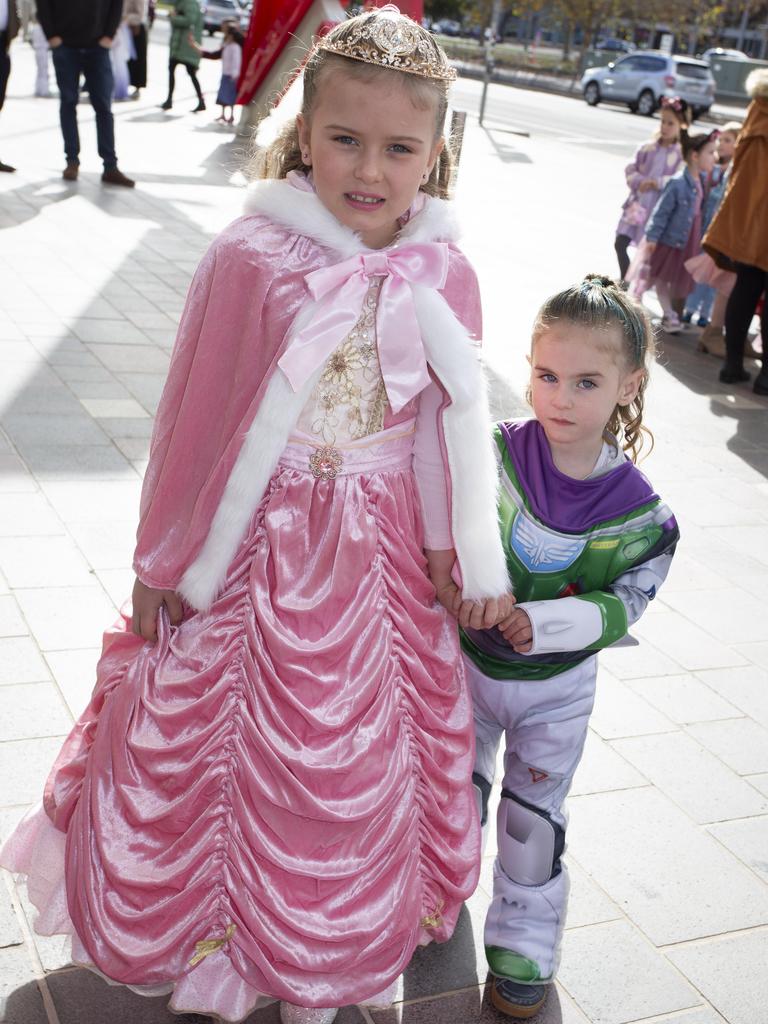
[1,8,511,1024]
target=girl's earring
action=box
[303,152,311,165]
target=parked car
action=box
[201,0,249,34]
[595,37,634,54]
[702,47,748,62]
[580,51,715,118]
[430,19,462,37]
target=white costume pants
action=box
[465,655,596,980]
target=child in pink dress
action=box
[1,9,511,1024]
[613,96,686,284]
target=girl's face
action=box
[716,130,737,163]
[297,69,443,249]
[690,140,717,176]
[529,324,643,460]
[659,110,681,144]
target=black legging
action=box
[724,263,767,370]
[615,233,632,281]
[167,59,204,104]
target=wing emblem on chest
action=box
[511,513,587,572]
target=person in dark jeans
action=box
[36,0,135,186]
[0,0,20,172]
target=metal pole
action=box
[479,0,503,126]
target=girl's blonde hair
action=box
[251,19,454,197]
[531,274,656,462]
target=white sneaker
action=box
[661,314,682,334]
[279,1003,339,1024]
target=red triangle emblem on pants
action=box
[528,767,549,784]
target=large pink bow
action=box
[278,243,449,413]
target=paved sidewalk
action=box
[2,23,768,1024]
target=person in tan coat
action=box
[703,68,768,393]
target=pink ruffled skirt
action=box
[2,433,480,1021]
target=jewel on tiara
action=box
[315,4,457,82]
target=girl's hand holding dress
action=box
[131,577,183,642]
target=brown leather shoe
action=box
[0,160,15,172]
[101,167,135,188]
[62,161,79,181]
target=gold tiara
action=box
[316,5,457,83]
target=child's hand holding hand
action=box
[456,592,516,630]
[638,178,658,192]
[131,578,183,642]
[498,607,533,652]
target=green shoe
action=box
[491,975,548,1019]
[485,945,549,984]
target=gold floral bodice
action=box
[295,278,388,445]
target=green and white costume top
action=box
[461,419,679,681]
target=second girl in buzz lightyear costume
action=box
[462,276,679,1019]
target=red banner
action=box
[237,0,425,108]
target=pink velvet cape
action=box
[133,209,482,597]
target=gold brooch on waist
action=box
[309,445,343,480]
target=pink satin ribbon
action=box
[278,243,449,413]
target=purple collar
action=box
[500,420,659,534]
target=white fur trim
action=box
[415,287,510,600]
[179,184,508,609]
[244,178,461,255]
[178,301,323,611]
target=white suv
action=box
[580,52,716,119]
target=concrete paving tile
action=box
[78,398,150,419]
[18,443,135,481]
[371,984,589,1024]
[0,890,23,949]
[686,719,768,775]
[113,436,151,462]
[0,737,64,805]
[631,611,748,672]
[46,297,120,320]
[557,921,698,1024]
[563,859,622,930]
[71,319,151,346]
[38,480,142,525]
[66,380,132,401]
[44,649,100,719]
[0,453,37,494]
[567,787,768,944]
[0,947,46,1024]
[0,537,97,589]
[628,1009,726,1024]
[732,641,768,670]
[94,569,134,608]
[2,413,109,450]
[0,341,42,363]
[0,638,51,686]
[46,966,183,1024]
[624,674,740,725]
[3,387,85,417]
[707,816,768,883]
[719,525,768,569]
[599,637,684,680]
[0,682,73,741]
[612,732,768,824]
[660,588,768,646]
[89,344,170,374]
[590,675,675,740]
[141,329,178,348]
[666,930,768,1024]
[0,597,28,639]
[14,882,72,973]
[659,552,731,593]
[125,311,178,330]
[748,773,768,798]
[67,521,136,571]
[14,587,117,651]
[0,494,65,538]
[694,666,768,729]
[96,417,155,442]
[570,731,647,796]
[53,365,115,383]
